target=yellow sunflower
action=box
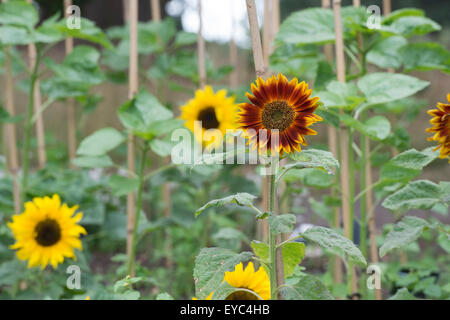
[192,262,270,300]
[223,262,270,300]
[238,73,322,154]
[180,85,237,148]
[426,94,450,162]
[8,194,87,269]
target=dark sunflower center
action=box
[225,289,260,300]
[34,218,61,247]
[261,100,295,132]
[198,107,219,130]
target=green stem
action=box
[268,171,277,300]
[347,129,355,296]
[127,145,148,276]
[21,46,41,204]
[360,114,368,260]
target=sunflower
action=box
[238,73,322,154]
[223,262,270,300]
[192,262,270,300]
[8,194,87,269]
[180,85,237,148]
[426,94,450,162]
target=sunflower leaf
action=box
[358,72,429,106]
[280,273,334,300]
[301,226,367,266]
[195,193,257,217]
[379,216,430,257]
[382,180,441,211]
[268,213,296,235]
[193,248,253,300]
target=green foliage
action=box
[195,193,257,217]
[281,272,334,300]
[193,248,253,300]
[76,128,125,157]
[302,226,367,266]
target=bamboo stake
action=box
[27,0,46,169]
[246,0,284,297]
[262,0,271,67]
[2,0,20,213]
[271,0,280,46]
[229,0,238,88]
[126,0,139,275]
[197,0,206,88]
[151,0,161,21]
[322,0,342,285]
[123,0,129,23]
[64,0,77,168]
[151,0,173,269]
[333,0,358,298]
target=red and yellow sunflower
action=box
[238,73,322,154]
[426,94,450,162]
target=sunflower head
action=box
[8,194,87,269]
[426,93,450,162]
[180,85,237,148]
[223,262,270,300]
[238,73,322,155]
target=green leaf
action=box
[195,193,257,217]
[382,180,441,211]
[268,213,296,235]
[379,216,430,257]
[77,127,125,157]
[382,8,424,25]
[367,36,408,69]
[0,26,29,45]
[276,8,335,45]
[283,168,333,188]
[388,287,416,300]
[400,42,450,73]
[439,181,450,204]
[149,139,175,157]
[57,18,112,49]
[156,293,174,300]
[118,89,173,140]
[193,248,253,299]
[108,175,139,197]
[174,31,197,47]
[340,114,391,141]
[358,72,429,106]
[282,242,306,277]
[287,149,339,175]
[380,147,438,183]
[302,226,367,266]
[0,0,38,30]
[250,241,305,277]
[250,240,269,262]
[280,273,334,300]
[387,16,441,38]
[315,80,360,109]
[72,155,114,168]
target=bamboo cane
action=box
[229,0,238,88]
[333,0,358,298]
[262,0,271,67]
[246,0,284,297]
[64,0,77,168]
[27,0,46,169]
[197,0,206,88]
[2,0,20,213]
[322,0,342,285]
[151,0,161,21]
[126,0,139,276]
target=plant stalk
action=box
[127,146,148,276]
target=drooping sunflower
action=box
[238,73,322,154]
[192,262,270,300]
[426,94,450,162]
[8,194,87,269]
[180,85,237,148]
[223,262,270,300]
